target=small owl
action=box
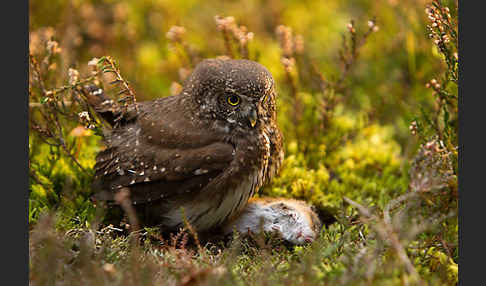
[90,58,284,234]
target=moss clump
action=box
[29,133,101,229]
[262,105,408,217]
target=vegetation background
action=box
[29,0,458,285]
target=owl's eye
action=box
[227,95,240,106]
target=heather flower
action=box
[88,57,99,67]
[166,26,186,43]
[68,68,80,85]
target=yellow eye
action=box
[227,95,240,106]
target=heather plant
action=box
[29,0,458,285]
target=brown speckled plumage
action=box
[90,59,283,233]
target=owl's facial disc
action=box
[186,58,275,129]
[224,94,259,128]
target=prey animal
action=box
[222,197,323,245]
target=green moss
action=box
[263,107,408,215]
[29,133,101,228]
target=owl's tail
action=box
[81,84,123,127]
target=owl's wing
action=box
[92,141,234,204]
[92,97,235,205]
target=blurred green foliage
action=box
[30,0,443,128]
[29,0,458,284]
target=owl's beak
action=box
[249,109,258,128]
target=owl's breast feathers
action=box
[92,94,283,232]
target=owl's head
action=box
[183,58,276,129]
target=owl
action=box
[90,58,284,234]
